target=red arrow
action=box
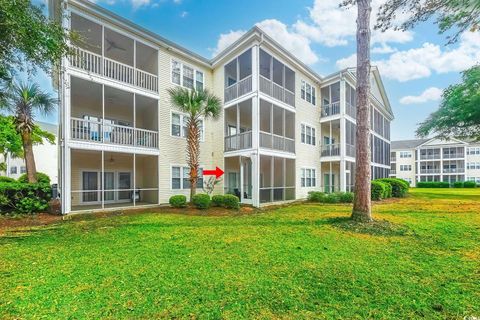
[203,166,224,179]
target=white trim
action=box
[169,110,205,142]
[300,122,317,146]
[169,164,205,191]
[170,57,204,90]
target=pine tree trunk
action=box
[187,118,200,202]
[21,131,38,183]
[352,0,372,222]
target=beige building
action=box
[49,0,394,214]
[390,138,480,186]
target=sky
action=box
[31,0,480,141]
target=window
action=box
[301,168,316,187]
[172,166,204,189]
[301,124,316,146]
[301,80,316,105]
[171,60,204,90]
[467,177,480,183]
[171,60,181,85]
[467,162,480,170]
[20,166,26,174]
[467,147,480,155]
[171,112,205,141]
[400,151,412,158]
[10,166,17,174]
[183,65,194,89]
[82,171,98,202]
[400,165,412,171]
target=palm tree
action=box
[167,87,221,201]
[0,82,56,183]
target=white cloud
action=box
[336,54,356,70]
[173,0,182,3]
[180,11,188,18]
[372,44,396,54]
[400,87,443,104]
[294,0,413,47]
[336,32,480,82]
[131,0,150,9]
[211,20,319,65]
[255,19,319,65]
[210,30,246,57]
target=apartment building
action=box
[0,122,59,184]
[49,0,393,214]
[390,138,480,186]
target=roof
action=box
[391,139,429,150]
[37,122,58,136]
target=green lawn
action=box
[1,189,479,319]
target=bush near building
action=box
[375,178,409,198]
[371,181,388,201]
[191,194,211,210]
[169,195,187,208]
[417,181,452,188]
[0,182,51,214]
[308,192,354,204]
[223,194,240,209]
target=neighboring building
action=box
[0,122,59,184]
[49,0,393,214]
[390,138,480,186]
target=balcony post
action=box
[252,45,258,93]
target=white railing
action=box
[443,153,464,159]
[420,154,441,160]
[259,76,295,107]
[420,169,441,174]
[321,102,340,117]
[259,187,296,203]
[346,144,355,157]
[70,47,158,93]
[259,131,295,153]
[71,117,158,149]
[346,102,356,118]
[224,131,252,151]
[321,144,340,157]
[224,75,253,103]
[443,168,465,173]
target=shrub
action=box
[223,194,240,209]
[0,176,15,183]
[169,195,187,208]
[191,193,211,210]
[0,182,52,214]
[463,181,477,188]
[375,178,409,198]
[211,195,225,207]
[339,192,354,203]
[383,183,393,199]
[18,172,51,185]
[371,181,387,201]
[416,181,450,188]
[453,181,464,188]
[308,191,326,202]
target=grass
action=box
[1,189,479,319]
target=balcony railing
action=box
[443,168,465,173]
[321,102,340,117]
[391,157,397,162]
[390,170,396,175]
[443,153,464,159]
[71,117,158,149]
[259,76,295,107]
[259,131,295,153]
[419,154,441,160]
[70,47,159,93]
[346,102,356,119]
[224,131,252,151]
[346,143,355,157]
[224,75,253,103]
[321,144,340,157]
[420,169,441,174]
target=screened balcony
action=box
[320,82,340,118]
[420,161,441,174]
[70,77,158,149]
[224,99,253,152]
[70,150,159,211]
[224,49,252,103]
[443,147,465,159]
[224,156,253,204]
[419,148,441,160]
[259,49,295,107]
[259,99,295,154]
[443,160,465,173]
[320,119,341,157]
[70,13,158,93]
[259,156,295,203]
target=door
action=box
[324,173,335,193]
[82,171,99,202]
[103,172,115,202]
[118,172,131,201]
[228,172,239,195]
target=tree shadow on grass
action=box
[326,216,417,237]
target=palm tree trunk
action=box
[21,131,37,183]
[352,0,372,222]
[187,118,200,202]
